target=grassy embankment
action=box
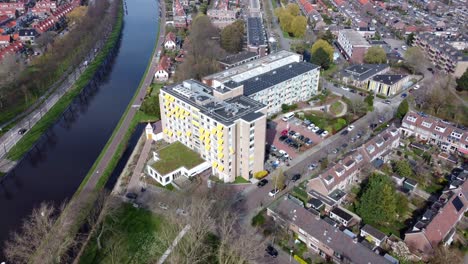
[6,8,125,161]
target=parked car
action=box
[278,150,289,159]
[316,129,325,135]
[279,135,288,141]
[125,192,137,199]
[341,130,349,136]
[158,202,169,210]
[18,128,27,135]
[284,138,293,145]
[384,100,391,104]
[321,131,329,137]
[311,126,320,133]
[304,138,313,145]
[401,93,407,98]
[342,86,350,91]
[307,124,315,130]
[257,179,268,187]
[347,125,355,131]
[270,145,278,152]
[342,143,348,149]
[370,123,377,129]
[308,163,318,170]
[350,89,357,93]
[291,174,301,182]
[303,120,311,126]
[298,135,305,141]
[292,132,301,139]
[288,130,296,136]
[268,188,280,197]
[414,84,420,90]
[265,245,278,258]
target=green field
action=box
[79,204,168,263]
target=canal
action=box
[0,0,159,254]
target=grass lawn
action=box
[79,204,168,264]
[233,176,250,184]
[291,186,308,204]
[329,101,344,116]
[424,182,444,194]
[303,111,347,134]
[270,0,277,9]
[151,141,204,174]
[150,83,164,96]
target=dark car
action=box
[342,143,348,149]
[279,135,288,141]
[285,138,293,145]
[340,130,348,136]
[298,135,305,141]
[18,128,27,135]
[265,245,278,258]
[401,93,407,98]
[125,192,137,199]
[290,142,300,149]
[304,138,313,145]
[370,123,377,129]
[316,129,325,135]
[257,179,268,187]
[288,130,296,136]
[350,89,357,93]
[291,174,301,182]
[384,100,391,104]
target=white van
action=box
[282,112,295,122]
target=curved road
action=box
[32,1,166,261]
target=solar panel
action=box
[452,196,464,212]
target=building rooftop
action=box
[340,29,371,47]
[371,74,407,85]
[247,17,266,47]
[269,197,391,264]
[341,64,389,81]
[149,142,205,175]
[224,61,319,96]
[361,224,387,241]
[416,32,468,62]
[331,207,353,221]
[162,80,266,125]
[218,51,259,66]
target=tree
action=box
[373,31,382,40]
[311,47,332,69]
[279,11,294,33]
[455,68,468,91]
[364,94,374,111]
[221,20,244,53]
[396,99,409,119]
[311,39,334,62]
[348,99,367,116]
[140,95,160,118]
[286,3,300,16]
[272,169,286,190]
[364,46,387,64]
[320,157,329,170]
[404,47,427,74]
[291,16,307,37]
[394,160,413,178]
[357,174,397,226]
[406,32,415,46]
[319,29,334,44]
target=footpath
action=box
[31,1,167,262]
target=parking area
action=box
[266,117,326,160]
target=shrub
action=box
[251,211,265,226]
[281,103,298,113]
[254,170,268,179]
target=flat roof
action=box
[340,29,371,46]
[224,62,319,96]
[219,51,259,66]
[371,74,407,85]
[247,17,266,46]
[341,64,389,81]
[162,80,265,125]
[150,142,205,175]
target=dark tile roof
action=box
[341,64,389,81]
[361,224,387,241]
[371,74,407,85]
[225,62,319,96]
[331,207,353,221]
[219,51,259,66]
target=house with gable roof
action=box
[164,32,177,50]
[154,56,172,82]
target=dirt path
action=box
[32,2,167,262]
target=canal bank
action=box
[0,0,160,260]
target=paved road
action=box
[0,41,104,168]
[32,2,166,262]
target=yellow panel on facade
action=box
[212,161,218,168]
[192,120,200,127]
[217,139,224,145]
[217,131,223,137]
[163,128,168,134]
[218,153,224,159]
[211,128,217,134]
[205,131,210,137]
[199,128,205,134]
[249,156,254,161]
[168,131,173,136]
[177,131,182,136]
[205,138,211,144]
[205,145,211,150]
[186,131,192,137]
[218,165,224,171]
[192,114,199,119]
[164,101,170,106]
[200,135,205,141]
[217,124,223,131]
[229,147,234,154]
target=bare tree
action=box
[35,31,58,53]
[404,47,428,74]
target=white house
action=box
[164,32,177,50]
[154,56,172,82]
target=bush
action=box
[281,103,298,113]
[251,211,266,226]
[376,94,386,99]
[333,118,347,132]
[254,170,268,179]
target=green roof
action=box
[150,142,205,175]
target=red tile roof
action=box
[333,0,344,6]
[298,0,314,14]
[165,32,176,43]
[0,35,10,42]
[156,56,171,72]
[358,0,368,5]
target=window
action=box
[421,121,432,128]
[435,126,446,133]
[406,115,417,122]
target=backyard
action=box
[80,204,169,263]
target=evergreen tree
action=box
[311,47,331,69]
[455,69,468,91]
[396,99,409,119]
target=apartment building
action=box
[337,29,371,63]
[308,126,400,196]
[400,111,468,155]
[267,197,391,264]
[159,79,267,182]
[413,33,468,77]
[404,181,468,257]
[340,64,390,89]
[203,50,320,115]
[367,74,409,97]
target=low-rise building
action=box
[337,29,371,63]
[203,50,320,116]
[308,126,400,196]
[367,74,409,97]
[0,34,10,46]
[218,51,260,69]
[164,32,177,50]
[18,28,38,43]
[146,141,211,186]
[400,111,468,155]
[267,197,391,264]
[340,64,390,89]
[207,8,237,28]
[329,207,354,227]
[361,224,388,247]
[413,33,468,77]
[154,56,172,82]
[159,79,267,182]
[404,181,468,257]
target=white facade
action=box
[154,69,169,82]
[164,40,176,50]
[146,151,211,186]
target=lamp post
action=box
[289,249,293,262]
